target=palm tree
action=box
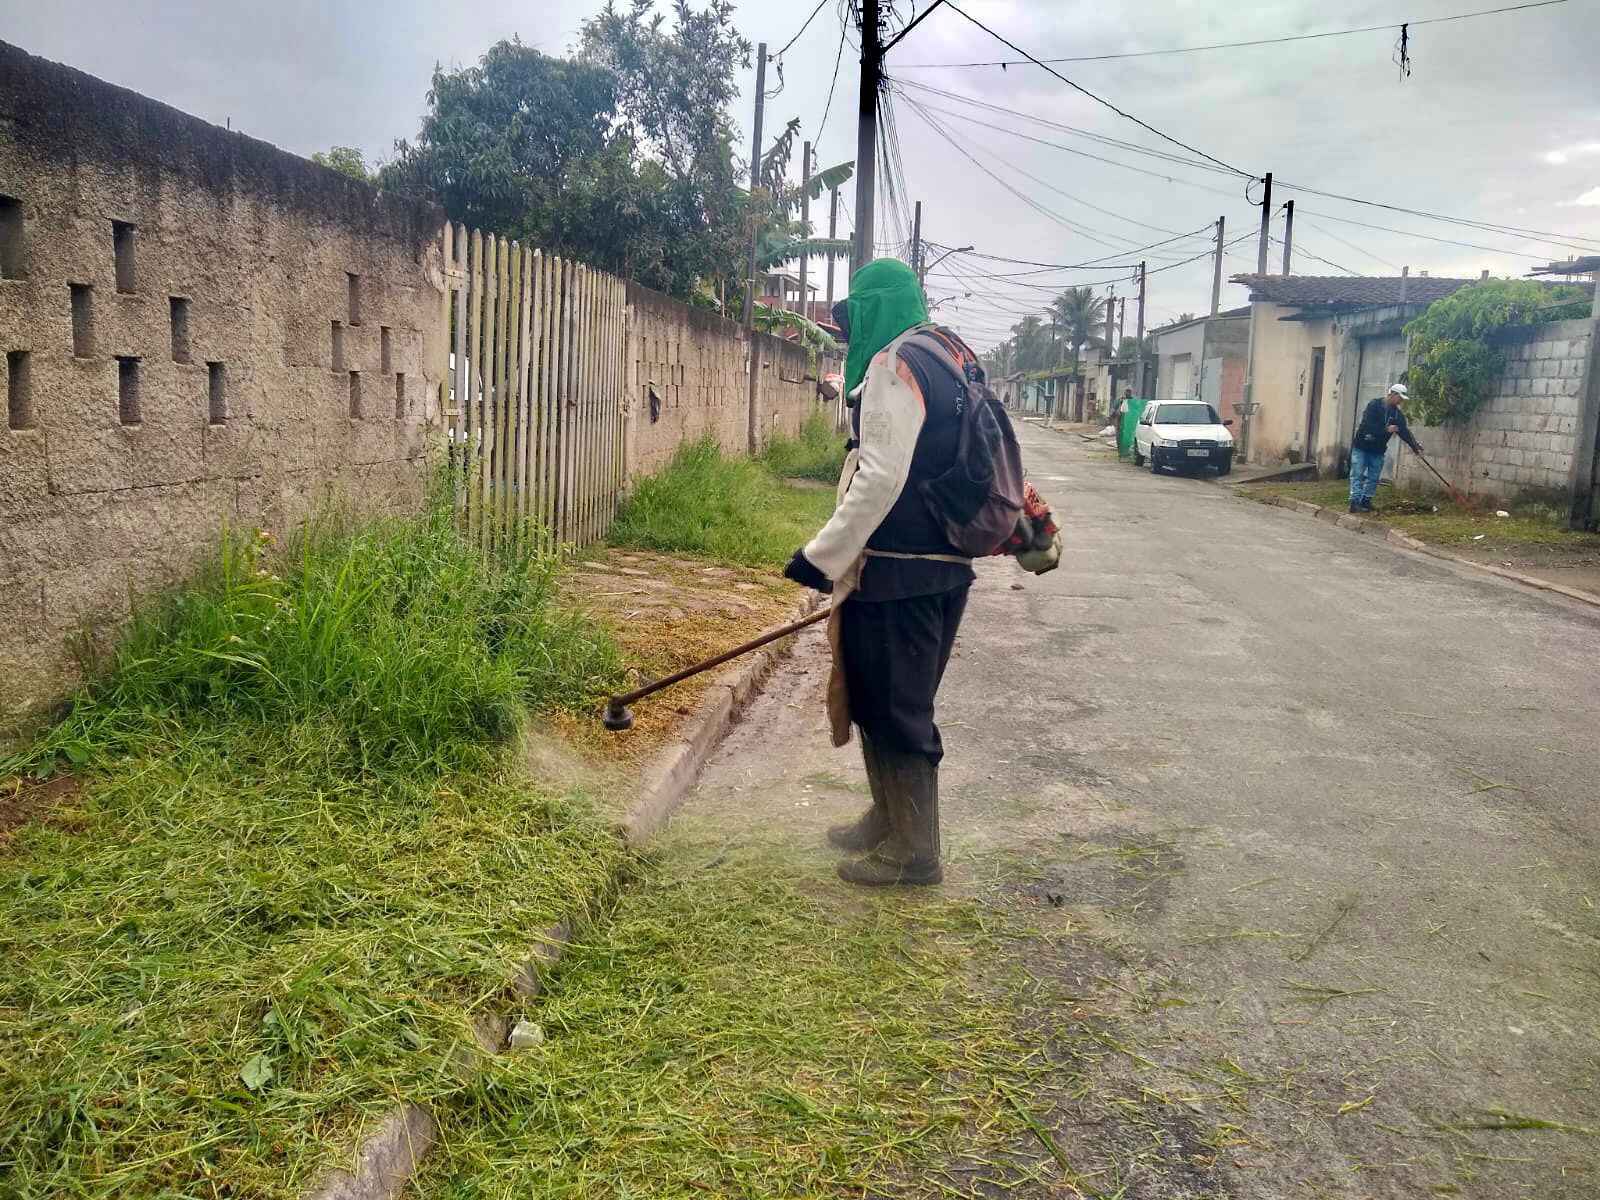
[1048,287,1107,420]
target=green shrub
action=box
[759,411,848,482]
[609,439,837,568]
[1405,280,1588,424]
[9,493,622,780]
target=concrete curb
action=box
[1247,493,1600,610]
[299,587,825,1200]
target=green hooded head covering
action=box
[842,258,929,397]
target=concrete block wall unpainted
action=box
[0,39,449,719]
[1394,319,1592,503]
[626,281,835,478]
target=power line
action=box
[938,0,1254,178]
[775,0,831,56]
[814,3,849,144]
[1296,216,1402,272]
[1273,235,1363,276]
[897,1,1571,67]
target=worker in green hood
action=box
[783,258,977,888]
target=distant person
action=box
[1349,383,1423,513]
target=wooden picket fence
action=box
[440,223,628,549]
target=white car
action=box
[1131,400,1236,476]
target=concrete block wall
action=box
[0,40,449,718]
[1395,319,1592,502]
[626,282,834,478]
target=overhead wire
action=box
[937,0,1253,178]
[895,0,1572,67]
[775,0,832,56]
[814,2,850,144]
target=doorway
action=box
[1305,347,1326,463]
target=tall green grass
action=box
[609,439,838,569]
[12,493,621,780]
[759,411,848,483]
[0,491,629,1197]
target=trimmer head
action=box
[601,699,634,732]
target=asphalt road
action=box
[672,422,1600,1198]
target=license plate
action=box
[1186,448,1211,457]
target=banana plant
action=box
[752,302,838,353]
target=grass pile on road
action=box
[416,851,1071,1198]
[609,438,836,569]
[0,494,629,1198]
[758,411,848,483]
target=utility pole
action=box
[1210,215,1225,316]
[910,200,923,282]
[797,141,812,316]
[1256,171,1273,276]
[853,0,882,274]
[1136,260,1148,398]
[1105,286,1116,413]
[744,41,767,453]
[1281,200,1294,276]
[825,187,839,309]
[743,43,768,327]
[1118,297,1126,347]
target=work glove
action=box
[783,548,833,594]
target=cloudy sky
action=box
[4,0,1598,347]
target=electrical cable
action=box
[896,0,1571,67]
[938,0,1254,178]
[1296,216,1403,272]
[814,2,849,144]
[775,0,831,56]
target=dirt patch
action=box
[558,548,811,765]
[1445,538,1600,597]
[0,773,84,847]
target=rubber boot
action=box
[827,734,892,852]
[837,748,943,887]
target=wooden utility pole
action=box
[825,187,839,309]
[1281,200,1294,276]
[1256,172,1273,276]
[1136,260,1148,397]
[796,141,812,316]
[853,0,882,273]
[1210,215,1225,315]
[744,42,768,452]
[910,200,923,281]
[1105,285,1116,351]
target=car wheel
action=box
[1149,448,1161,474]
[1132,445,1145,466]
[1216,453,1233,477]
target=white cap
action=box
[1387,383,1408,398]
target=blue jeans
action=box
[1349,446,1384,505]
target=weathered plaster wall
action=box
[0,39,449,717]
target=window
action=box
[348,371,362,419]
[347,272,362,326]
[113,221,137,293]
[394,372,406,419]
[1152,402,1220,426]
[380,325,392,374]
[331,321,345,372]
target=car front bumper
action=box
[1152,443,1233,468]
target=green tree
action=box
[1405,279,1588,424]
[1049,286,1107,407]
[311,146,372,182]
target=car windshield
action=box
[1156,403,1220,425]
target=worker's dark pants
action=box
[840,585,970,765]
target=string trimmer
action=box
[601,606,831,731]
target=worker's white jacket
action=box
[803,327,929,581]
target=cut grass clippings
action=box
[0,489,632,1198]
[609,439,837,569]
[413,849,1068,1199]
[1248,479,1596,550]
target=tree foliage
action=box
[311,146,372,182]
[382,3,756,300]
[1404,280,1588,424]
